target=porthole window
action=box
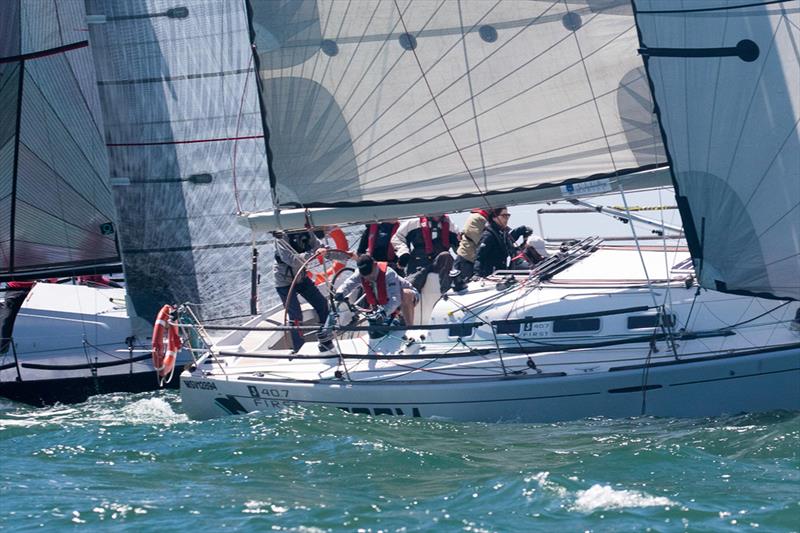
[627,314,676,329]
[552,318,600,333]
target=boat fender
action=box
[151,305,182,386]
[308,227,349,285]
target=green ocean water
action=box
[0,392,797,532]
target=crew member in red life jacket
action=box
[1,280,35,353]
[391,214,459,293]
[356,220,402,274]
[334,254,419,326]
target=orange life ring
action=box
[151,304,182,386]
[307,227,349,285]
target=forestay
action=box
[0,0,119,281]
[634,0,800,301]
[246,0,668,230]
[86,0,273,320]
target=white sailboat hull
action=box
[179,247,800,422]
[180,345,799,422]
[0,282,187,405]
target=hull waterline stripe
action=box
[20,354,151,371]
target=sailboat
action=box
[0,1,189,405]
[90,0,798,421]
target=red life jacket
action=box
[361,262,389,306]
[420,216,450,255]
[367,222,399,261]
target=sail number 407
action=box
[247,385,289,398]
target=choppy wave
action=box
[0,394,797,531]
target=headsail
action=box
[634,0,800,300]
[0,1,120,281]
[245,0,668,230]
[86,0,273,320]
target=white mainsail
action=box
[634,0,800,300]
[246,0,668,230]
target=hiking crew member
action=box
[335,255,418,326]
[391,215,459,293]
[356,221,401,273]
[272,230,330,352]
[474,208,534,277]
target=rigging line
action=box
[704,14,731,175]
[727,300,792,329]
[564,1,659,309]
[722,15,784,187]
[231,50,255,213]
[301,0,351,137]
[351,80,642,190]
[319,0,506,181]
[308,0,386,147]
[744,117,800,210]
[340,25,636,187]
[639,342,654,415]
[312,0,420,147]
[458,0,489,191]
[636,0,795,15]
[323,4,602,184]
[392,0,491,207]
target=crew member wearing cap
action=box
[334,254,419,326]
[272,229,329,352]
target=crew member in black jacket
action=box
[474,207,532,277]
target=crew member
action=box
[334,254,418,326]
[273,229,330,352]
[356,220,401,273]
[473,208,534,277]
[452,207,490,289]
[391,214,459,292]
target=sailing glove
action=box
[398,254,410,268]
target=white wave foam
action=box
[571,484,675,512]
[118,398,187,425]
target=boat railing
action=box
[175,302,696,381]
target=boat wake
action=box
[0,391,187,430]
